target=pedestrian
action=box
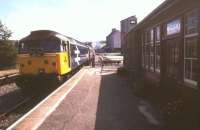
[91,50,95,67]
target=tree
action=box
[0,21,16,69]
[0,21,12,40]
[0,40,17,69]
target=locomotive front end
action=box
[16,32,71,93]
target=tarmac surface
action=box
[37,65,164,130]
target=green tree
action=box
[0,21,17,69]
[0,21,12,40]
[0,40,17,69]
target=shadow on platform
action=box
[94,68,162,130]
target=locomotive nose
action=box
[18,54,57,75]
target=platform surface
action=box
[39,66,164,130]
[9,65,164,130]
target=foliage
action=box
[0,40,17,69]
[0,20,16,69]
[0,21,12,40]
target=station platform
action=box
[8,65,164,130]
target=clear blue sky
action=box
[0,0,165,41]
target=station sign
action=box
[167,19,181,35]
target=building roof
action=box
[131,0,180,31]
[121,15,137,22]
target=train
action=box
[15,30,95,92]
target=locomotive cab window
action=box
[19,42,28,54]
[19,40,61,54]
[62,41,68,52]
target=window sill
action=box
[155,69,160,73]
[184,79,198,90]
[184,33,198,38]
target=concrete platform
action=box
[8,66,164,130]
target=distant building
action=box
[84,42,93,47]
[120,15,137,50]
[106,28,121,52]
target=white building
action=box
[106,28,121,52]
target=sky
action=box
[0,0,165,42]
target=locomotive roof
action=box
[20,30,86,47]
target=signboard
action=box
[167,19,181,35]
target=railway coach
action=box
[15,30,94,92]
[123,0,200,101]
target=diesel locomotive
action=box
[15,30,94,92]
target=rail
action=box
[0,73,19,86]
[0,98,30,120]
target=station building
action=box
[123,0,200,104]
[120,15,137,48]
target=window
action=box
[184,9,199,86]
[143,29,154,71]
[130,20,136,24]
[184,38,198,85]
[155,27,161,72]
[185,9,199,35]
[19,40,61,54]
[155,27,160,42]
[142,27,162,73]
[19,42,28,54]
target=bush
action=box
[0,40,17,69]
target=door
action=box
[165,38,181,80]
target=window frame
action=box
[183,8,199,87]
[155,26,161,73]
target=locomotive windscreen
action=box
[19,40,61,54]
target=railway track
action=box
[0,73,19,86]
[0,98,30,120]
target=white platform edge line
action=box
[7,68,86,130]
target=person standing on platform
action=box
[91,49,96,67]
